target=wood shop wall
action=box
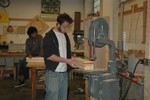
[0,0,148,54]
[0,0,84,51]
[1,0,150,99]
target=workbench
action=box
[0,52,25,57]
[26,60,45,100]
[0,52,25,80]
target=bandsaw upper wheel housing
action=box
[88,17,109,47]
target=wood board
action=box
[73,57,94,70]
[26,57,44,62]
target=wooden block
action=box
[73,57,94,70]
[26,57,44,62]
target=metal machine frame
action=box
[86,17,119,100]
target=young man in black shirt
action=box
[43,13,77,100]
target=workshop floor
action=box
[0,75,85,100]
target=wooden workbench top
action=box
[27,62,45,69]
[0,52,26,57]
[26,57,45,69]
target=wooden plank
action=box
[118,3,124,42]
[0,53,25,57]
[9,18,32,21]
[85,79,90,100]
[129,5,135,43]
[123,6,144,15]
[118,1,148,16]
[74,12,81,30]
[118,5,145,16]
[9,18,83,22]
[9,18,56,22]
[31,68,37,100]
[26,57,44,62]
[142,1,147,44]
[73,57,94,70]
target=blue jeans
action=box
[45,70,68,100]
[19,57,29,81]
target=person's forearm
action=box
[47,54,78,68]
[47,54,67,63]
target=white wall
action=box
[0,0,84,50]
[6,0,84,20]
[6,0,41,19]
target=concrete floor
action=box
[0,76,85,100]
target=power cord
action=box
[121,59,144,100]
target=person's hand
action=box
[66,59,78,68]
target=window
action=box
[94,0,100,13]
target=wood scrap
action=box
[73,57,94,70]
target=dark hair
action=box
[27,26,37,36]
[57,13,73,25]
